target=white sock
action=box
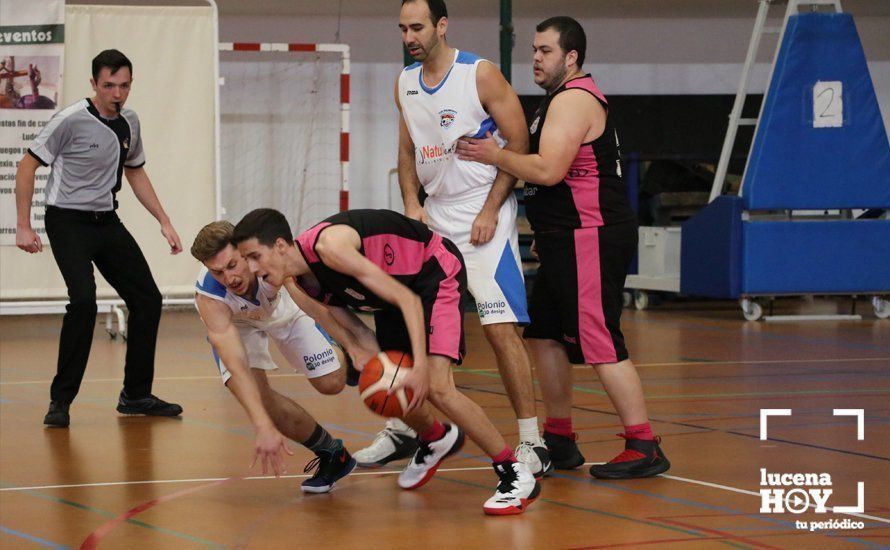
[518,417,541,444]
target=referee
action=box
[15,49,183,427]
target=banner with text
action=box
[0,0,65,245]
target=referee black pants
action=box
[44,206,162,404]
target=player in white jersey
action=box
[190,221,356,494]
[352,0,551,477]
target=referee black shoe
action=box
[116,391,183,417]
[44,400,70,428]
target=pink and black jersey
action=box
[294,209,468,362]
[294,209,458,312]
[525,75,635,232]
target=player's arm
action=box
[124,166,183,254]
[469,61,530,245]
[195,294,292,475]
[15,153,43,253]
[315,226,428,412]
[328,306,383,369]
[282,277,378,368]
[457,89,603,186]
[395,75,427,223]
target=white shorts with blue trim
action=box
[425,189,529,326]
[212,314,341,384]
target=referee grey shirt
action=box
[28,98,146,212]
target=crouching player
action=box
[190,221,355,493]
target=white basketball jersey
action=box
[195,267,300,330]
[398,50,501,199]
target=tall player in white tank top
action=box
[354,0,551,479]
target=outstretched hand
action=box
[250,425,294,477]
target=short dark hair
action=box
[233,208,293,247]
[402,0,448,25]
[536,16,586,67]
[91,49,133,81]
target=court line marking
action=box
[0,525,67,550]
[1,357,888,386]
[5,465,886,525]
[659,473,890,525]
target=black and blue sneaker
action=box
[301,442,357,493]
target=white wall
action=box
[220,8,890,211]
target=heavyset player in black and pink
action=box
[457,16,671,479]
[232,208,541,515]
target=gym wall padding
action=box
[743,13,890,210]
[680,196,743,299]
[0,5,216,300]
[742,219,890,294]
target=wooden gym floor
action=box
[0,298,888,549]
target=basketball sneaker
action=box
[482,460,541,515]
[543,430,585,470]
[589,435,670,479]
[515,439,554,478]
[397,423,464,490]
[301,441,357,493]
[354,418,418,468]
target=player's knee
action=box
[426,379,455,407]
[311,372,344,395]
[482,322,520,347]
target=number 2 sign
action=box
[813,81,843,128]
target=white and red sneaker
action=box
[397,423,464,490]
[483,461,541,515]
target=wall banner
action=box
[0,0,65,245]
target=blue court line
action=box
[322,423,747,549]
[456,383,890,463]
[0,525,68,550]
[433,476,752,549]
[624,316,890,353]
[580,476,885,549]
[639,369,890,385]
[327,417,886,549]
[0,486,225,548]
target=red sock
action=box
[490,447,516,464]
[624,422,655,441]
[544,417,574,438]
[419,420,446,442]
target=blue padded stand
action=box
[743,13,890,210]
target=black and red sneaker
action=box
[589,435,670,479]
[543,430,585,470]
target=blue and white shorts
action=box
[425,190,529,326]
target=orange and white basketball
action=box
[358,351,414,418]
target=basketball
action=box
[358,351,414,418]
